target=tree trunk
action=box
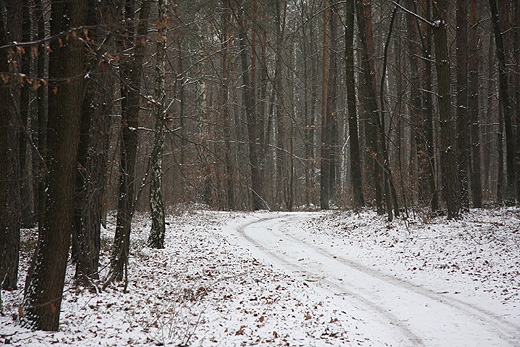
[221,0,234,210]
[489,0,516,205]
[319,1,330,209]
[356,0,383,214]
[0,0,10,295]
[456,0,470,211]
[148,0,167,249]
[73,0,118,284]
[432,0,460,219]
[1,0,22,290]
[237,8,267,211]
[23,0,87,330]
[513,0,520,203]
[106,0,151,287]
[345,0,364,209]
[469,0,482,207]
[20,0,35,228]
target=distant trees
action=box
[1,0,520,331]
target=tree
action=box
[23,0,88,330]
[345,0,364,209]
[0,0,10,295]
[148,0,168,249]
[320,0,338,210]
[356,0,384,214]
[456,0,470,211]
[236,3,268,211]
[73,0,119,285]
[468,0,482,207]
[489,0,516,205]
[0,0,22,290]
[106,0,151,287]
[432,0,460,219]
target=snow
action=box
[1,207,519,346]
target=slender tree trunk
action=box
[421,0,438,211]
[356,0,383,214]
[489,0,516,205]
[34,0,48,228]
[379,4,400,221]
[0,0,10,294]
[237,8,267,211]
[19,0,34,227]
[345,0,364,209]
[148,0,167,249]
[274,0,288,209]
[513,0,520,203]
[456,0,470,211]
[221,0,234,210]
[432,0,460,219]
[320,1,330,210]
[106,0,151,287]
[469,0,482,207]
[23,0,87,330]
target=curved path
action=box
[226,213,520,347]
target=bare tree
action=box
[345,0,364,209]
[432,0,460,218]
[489,0,516,205]
[106,0,152,287]
[148,0,168,249]
[23,0,88,330]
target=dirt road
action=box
[228,213,520,347]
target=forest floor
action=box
[1,206,519,346]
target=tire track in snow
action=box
[236,215,424,347]
[234,213,520,347]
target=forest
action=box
[0,0,519,332]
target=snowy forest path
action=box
[225,212,520,347]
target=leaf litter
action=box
[0,207,519,346]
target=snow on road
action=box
[1,207,519,346]
[223,212,520,347]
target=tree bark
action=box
[432,0,460,219]
[456,0,470,211]
[0,0,10,295]
[469,0,482,207]
[489,0,516,205]
[356,0,383,214]
[345,0,364,209]
[237,7,267,211]
[424,0,438,212]
[23,0,87,330]
[148,0,167,249]
[106,0,151,287]
[1,0,22,290]
[320,1,330,210]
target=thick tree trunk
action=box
[23,0,87,330]
[345,0,364,209]
[433,0,460,219]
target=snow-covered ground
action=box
[1,207,519,346]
